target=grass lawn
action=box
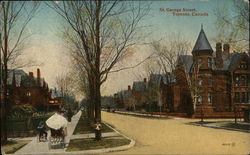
[1,140,31,154]
[67,136,130,151]
[73,113,113,135]
[221,123,250,131]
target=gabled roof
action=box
[149,74,176,88]
[7,70,27,86]
[228,53,247,71]
[192,26,213,53]
[119,90,132,99]
[132,81,147,92]
[149,74,162,87]
[7,69,47,88]
[178,55,193,73]
[179,52,248,73]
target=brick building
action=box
[7,68,51,111]
[168,26,250,117]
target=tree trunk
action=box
[1,2,9,142]
[94,0,102,141]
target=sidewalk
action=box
[13,111,82,155]
[10,111,135,155]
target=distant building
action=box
[131,78,148,110]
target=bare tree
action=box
[214,0,249,52]
[151,33,191,75]
[0,1,40,143]
[47,1,150,140]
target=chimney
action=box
[143,78,147,83]
[128,85,131,91]
[223,43,230,57]
[216,42,223,69]
[37,68,41,86]
[29,72,34,78]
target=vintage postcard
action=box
[1,0,249,154]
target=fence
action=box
[7,114,52,137]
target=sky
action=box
[21,0,240,99]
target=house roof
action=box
[192,26,213,53]
[149,74,162,87]
[7,70,27,86]
[132,81,147,92]
[118,90,132,99]
[178,55,193,73]
[228,53,246,71]
[149,74,176,88]
[7,69,47,88]
[179,52,248,73]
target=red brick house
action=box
[167,26,250,117]
[7,68,51,111]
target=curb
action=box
[61,121,135,155]
[114,111,188,120]
[189,122,250,133]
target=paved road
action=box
[102,111,250,155]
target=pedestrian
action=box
[67,108,73,122]
[37,121,48,142]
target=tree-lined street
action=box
[102,111,250,154]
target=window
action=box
[235,76,240,87]
[208,78,212,87]
[235,92,240,102]
[198,58,202,66]
[241,92,249,103]
[240,75,247,87]
[208,93,212,104]
[197,95,202,104]
[208,58,212,68]
[26,92,31,97]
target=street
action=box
[102,111,250,155]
